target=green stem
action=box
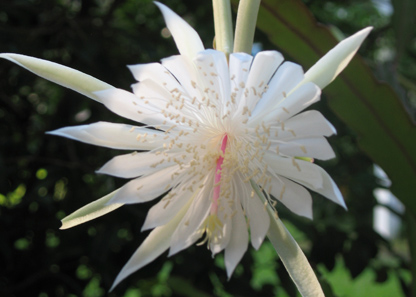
[250,180,325,297]
[212,0,234,57]
[233,0,261,54]
[405,210,416,297]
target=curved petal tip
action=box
[154,1,204,60]
[302,26,373,89]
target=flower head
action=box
[0,2,371,290]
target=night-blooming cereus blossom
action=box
[0,2,372,290]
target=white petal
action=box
[130,78,172,101]
[241,181,269,250]
[276,137,336,160]
[47,122,164,150]
[97,150,187,178]
[110,196,191,291]
[255,187,325,296]
[130,79,193,127]
[269,176,313,219]
[229,53,253,108]
[60,189,123,230]
[107,165,182,204]
[305,167,346,209]
[268,158,345,209]
[224,201,248,278]
[251,82,321,125]
[168,174,214,256]
[274,82,321,122]
[267,215,325,297]
[193,50,230,114]
[252,62,304,117]
[243,51,284,112]
[155,2,204,60]
[301,27,373,89]
[194,50,230,99]
[209,203,232,255]
[128,62,183,92]
[265,154,323,189]
[276,110,336,139]
[94,88,169,126]
[161,55,200,100]
[141,177,198,231]
[0,53,114,102]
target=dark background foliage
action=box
[0,0,413,296]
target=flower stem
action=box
[233,0,260,54]
[250,180,325,297]
[212,0,234,57]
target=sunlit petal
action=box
[141,178,199,231]
[301,27,373,89]
[47,122,164,150]
[240,181,269,250]
[60,189,123,230]
[97,151,189,178]
[110,196,191,291]
[168,174,214,256]
[107,165,182,205]
[0,53,113,102]
[224,201,248,278]
[155,2,205,60]
[265,154,323,189]
[269,176,313,219]
[277,137,336,160]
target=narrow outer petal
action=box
[265,154,323,189]
[97,151,184,179]
[279,110,336,138]
[301,27,372,89]
[224,201,248,278]
[141,176,199,231]
[155,2,205,60]
[243,181,270,250]
[312,166,346,209]
[47,122,164,150]
[269,176,313,219]
[0,53,114,102]
[107,165,181,205]
[60,189,123,230]
[252,181,324,297]
[110,197,192,291]
[168,174,214,256]
[268,216,325,297]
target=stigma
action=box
[211,134,228,215]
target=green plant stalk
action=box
[212,0,234,56]
[250,180,325,297]
[406,210,416,297]
[233,0,261,54]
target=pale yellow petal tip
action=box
[59,219,74,230]
[59,224,68,230]
[361,26,374,34]
[0,53,21,64]
[354,26,373,42]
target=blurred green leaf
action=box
[391,0,416,59]
[253,0,416,216]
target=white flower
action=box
[0,2,372,290]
